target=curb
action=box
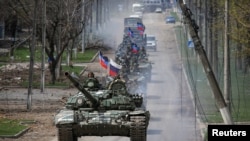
[0,127,30,139]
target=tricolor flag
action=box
[139,30,144,35]
[131,43,139,54]
[128,27,134,38]
[99,51,109,69]
[137,22,145,31]
[109,59,122,77]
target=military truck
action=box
[124,17,144,29]
[54,72,150,141]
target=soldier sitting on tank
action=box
[83,72,102,91]
[139,46,148,60]
[120,73,129,82]
[130,62,140,73]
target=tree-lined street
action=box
[1,0,250,141]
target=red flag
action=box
[137,22,145,31]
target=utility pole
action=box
[41,0,46,93]
[224,0,231,111]
[178,0,233,124]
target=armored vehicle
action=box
[124,27,147,48]
[54,72,150,141]
[138,59,152,81]
[130,54,152,82]
[126,72,147,94]
[124,17,144,28]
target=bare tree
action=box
[44,0,86,83]
[6,0,88,84]
[27,0,38,110]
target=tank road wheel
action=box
[130,116,147,141]
[58,125,78,141]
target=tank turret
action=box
[64,72,143,110]
[65,72,99,107]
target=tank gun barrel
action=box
[65,72,99,107]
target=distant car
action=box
[155,7,163,13]
[146,35,157,51]
[165,16,176,24]
[134,11,143,19]
[129,14,141,18]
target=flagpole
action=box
[107,60,110,76]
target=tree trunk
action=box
[243,56,250,74]
[27,0,38,110]
[49,61,57,84]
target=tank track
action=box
[130,116,147,141]
[58,125,77,141]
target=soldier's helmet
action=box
[88,71,95,78]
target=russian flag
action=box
[131,43,139,54]
[137,22,144,31]
[109,59,122,76]
[139,30,144,35]
[128,27,134,38]
[99,51,109,69]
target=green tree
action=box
[230,0,250,73]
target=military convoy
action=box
[115,15,152,95]
[54,10,153,141]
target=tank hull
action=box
[55,109,150,141]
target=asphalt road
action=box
[52,11,204,141]
[144,13,203,141]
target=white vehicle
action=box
[146,35,157,51]
[132,3,144,13]
[143,0,163,12]
[132,3,144,19]
[129,14,141,18]
[129,14,143,20]
[155,7,163,13]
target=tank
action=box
[123,71,148,95]
[138,60,152,81]
[54,72,150,141]
[130,55,152,82]
[113,56,149,95]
